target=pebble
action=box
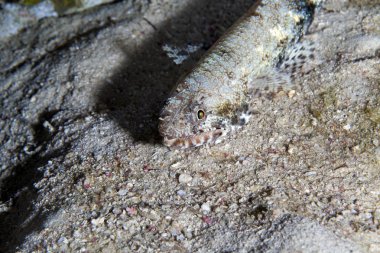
[171,228,180,237]
[178,173,192,184]
[43,120,55,133]
[305,171,317,177]
[343,124,351,130]
[287,144,296,154]
[201,203,211,214]
[130,196,141,204]
[229,203,238,212]
[118,188,128,196]
[73,230,81,238]
[57,237,68,244]
[288,90,296,98]
[184,229,193,239]
[91,217,105,226]
[176,234,185,241]
[113,207,122,215]
[170,162,182,168]
[360,212,373,220]
[177,190,186,196]
[126,207,137,216]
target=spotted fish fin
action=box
[248,40,320,99]
[248,70,293,99]
[279,40,320,77]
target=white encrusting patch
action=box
[239,112,252,125]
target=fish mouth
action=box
[162,128,227,149]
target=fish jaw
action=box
[158,114,228,149]
[162,128,226,149]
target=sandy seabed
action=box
[0,0,379,252]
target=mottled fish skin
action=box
[159,0,319,149]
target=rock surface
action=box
[0,0,379,252]
[0,0,118,39]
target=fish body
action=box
[159,0,319,149]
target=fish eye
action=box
[197,110,205,120]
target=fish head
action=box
[158,87,234,149]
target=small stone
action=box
[83,179,91,189]
[177,190,186,196]
[73,230,81,238]
[288,90,296,98]
[171,228,180,237]
[360,212,373,220]
[91,217,105,226]
[242,159,249,166]
[57,237,68,244]
[305,171,317,176]
[118,188,128,196]
[343,124,351,130]
[352,145,361,153]
[229,203,238,211]
[178,173,192,184]
[287,145,296,154]
[91,211,98,218]
[113,207,122,215]
[184,229,193,239]
[201,203,211,214]
[170,162,182,168]
[130,196,141,204]
[176,234,185,241]
[126,207,137,216]
[85,116,93,122]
